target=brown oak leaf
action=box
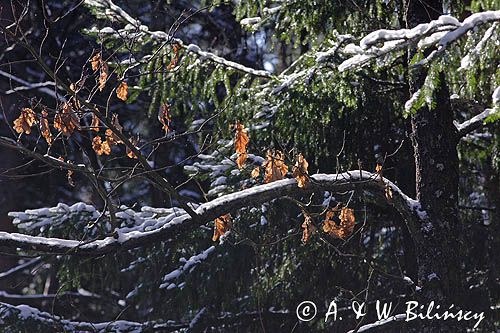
[91,52,101,71]
[166,43,181,70]
[40,110,53,145]
[251,166,260,178]
[263,150,288,183]
[292,153,309,188]
[116,81,128,101]
[301,213,315,244]
[98,61,108,91]
[234,121,249,169]
[212,214,232,241]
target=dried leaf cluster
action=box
[263,150,288,183]
[13,108,36,135]
[234,122,309,188]
[54,102,80,137]
[92,136,111,156]
[322,205,356,239]
[91,52,109,92]
[300,204,357,244]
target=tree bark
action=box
[406,0,465,331]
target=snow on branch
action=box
[455,86,499,137]
[0,301,291,332]
[159,245,216,289]
[84,0,273,78]
[0,302,180,332]
[347,314,406,332]
[2,171,425,256]
[420,11,500,66]
[458,22,498,71]
[0,70,65,101]
[0,257,41,280]
[338,11,500,72]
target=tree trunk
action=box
[406,1,465,331]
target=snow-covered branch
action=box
[455,108,496,136]
[84,0,273,78]
[0,302,181,332]
[2,171,424,255]
[159,245,216,289]
[455,87,499,137]
[0,301,290,332]
[0,70,65,101]
[419,11,500,66]
[347,314,406,333]
[458,22,498,71]
[0,257,41,280]
[339,11,500,71]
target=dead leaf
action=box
[13,107,36,135]
[98,61,108,91]
[104,114,123,145]
[234,121,249,154]
[322,206,355,239]
[40,110,53,145]
[116,81,128,101]
[67,169,75,187]
[126,136,139,159]
[54,102,79,137]
[339,207,355,233]
[263,150,288,183]
[212,214,232,241]
[375,163,384,181]
[301,213,315,244]
[292,153,309,188]
[234,121,249,169]
[236,152,248,170]
[91,53,101,71]
[90,112,100,132]
[251,166,260,178]
[92,136,111,155]
[167,43,181,70]
[158,104,171,133]
[385,185,393,202]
